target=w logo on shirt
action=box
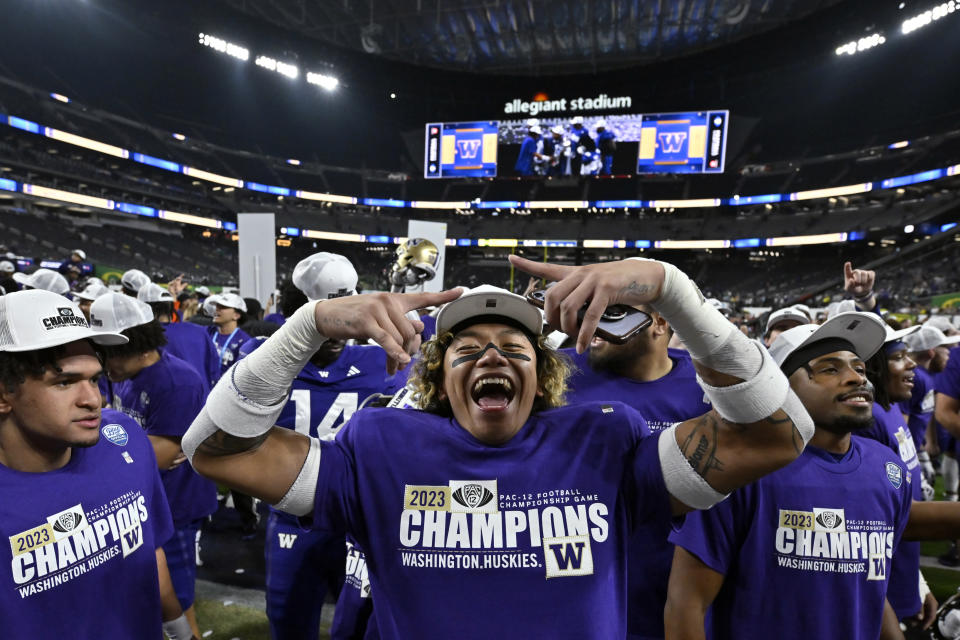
[278,533,298,549]
[456,139,482,159]
[543,535,594,578]
[658,131,687,154]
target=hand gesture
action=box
[313,289,462,373]
[843,262,875,299]
[508,255,664,352]
[167,274,186,297]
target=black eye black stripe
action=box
[451,342,532,368]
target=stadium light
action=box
[306,71,339,91]
[198,32,249,61]
[256,56,299,79]
[286,158,301,166]
[835,32,886,56]
[50,93,70,103]
[902,1,957,34]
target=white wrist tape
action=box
[162,614,192,640]
[274,436,321,517]
[919,569,931,601]
[696,344,789,424]
[657,424,729,510]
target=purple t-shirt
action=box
[111,351,218,528]
[207,325,252,376]
[900,366,935,449]
[854,402,922,619]
[311,402,669,640]
[565,347,710,639]
[937,348,960,401]
[163,321,221,390]
[670,439,912,640]
[0,409,174,638]
[264,312,286,326]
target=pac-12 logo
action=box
[456,139,482,159]
[814,508,845,532]
[658,131,687,154]
[449,480,497,513]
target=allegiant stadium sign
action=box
[503,94,633,116]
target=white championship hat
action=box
[194,285,210,297]
[765,306,811,336]
[0,289,127,352]
[89,292,154,333]
[884,323,920,344]
[903,325,960,352]
[529,125,542,135]
[73,280,110,302]
[137,282,174,303]
[768,311,887,375]
[435,285,543,337]
[120,268,151,293]
[925,316,957,334]
[0,260,14,274]
[551,125,564,135]
[293,253,358,301]
[214,292,247,313]
[72,249,86,260]
[12,268,70,296]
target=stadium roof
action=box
[219,0,845,75]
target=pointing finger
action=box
[508,255,575,281]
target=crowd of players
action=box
[514,117,617,177]
[6,243,960,639]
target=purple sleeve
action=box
[143,385,205,438]
[311,433,360,539]
[626,417,673,528]
[668,491,745,575]
[936,353,960,399]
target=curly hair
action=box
[0,343,104,393]
[100,319,168,359]
[865,347,893,411]
[409,330,573,416]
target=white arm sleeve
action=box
[274,436,322,516]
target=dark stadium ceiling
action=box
[219,0,845,75]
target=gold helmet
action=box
[393,238,440,280]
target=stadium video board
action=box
[636,110,729,174]
[424,121,499,178]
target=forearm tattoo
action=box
[763,412,805,454]
[680,414,725,479]
[617,281,654,304]
[196,430,270,457]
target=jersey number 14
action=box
[289,390,359,438]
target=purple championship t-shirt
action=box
[0,409,174,638]
[111,351,218,528]
[564,347,710,640]
[310,402,670,640]
[207,325,252,376]
[670,439,912,640]
[900,366,936,449]
[854,402,923,619]
[163,321,222,391]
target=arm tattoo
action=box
[617,280,654,304]
[763,412,803,455]
[196,430,270,457]
[679,414,725,479]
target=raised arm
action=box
[182,289,462,512]
[509,255,812,515]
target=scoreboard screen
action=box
[424,121,499,179]
[636,110,729,174]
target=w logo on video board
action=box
[657,131,688,154]
[456,139,482,160]
[425,121,499,178]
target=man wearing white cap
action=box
[0,289,193,638]
[0,260,13,276]
[139,283,219,393]
[183,255,816,638]
[207,292,250,376]
[763,306,811,348]
[72,279,110,321]
[903,326,960,494]
[120,268,151,297]
[514,125,543,176]
[596,119,616,175]
[927,315,959,337]
[669,311,949,639]
[12,268,69,296]
[260,253,404,640]
[90,292,216,638]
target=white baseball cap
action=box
[550,125,564,135]
[571,116,583,125]
[904,325,960,352]
[194,285,210,297]
[925,316,957,333]
[765,307,810,336]
[826,299,856,320]
[884,323,920,344]
[89,292,154,333]
[435,285,543,337]
[0,260,13,273]
[12,268,70,295]
[120,268,151,293]
[73,280,110,302]
[71,249,86,260]
[595,119,607,129]
[0,289,127,352]
[768,311,887,376]
[293,252,358,301]
[529,125,542,135]
[214,292,247,313]
[137,282,174,303]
